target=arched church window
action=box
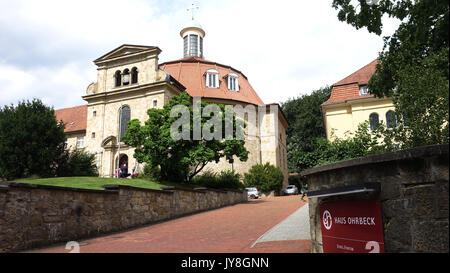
[115,71,121,87]
[403,114,409,128]
[386,110,397,129]
[205,69,219,88]
[369,113,379,131]
[131,67,138,84]
[122,69,130,85]
[119,106,131,141]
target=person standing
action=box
[301,183,308,201]
[121,163,130,178]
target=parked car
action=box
[283,185,299,195]
[246,187,260,199]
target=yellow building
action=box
[322,59,395,140]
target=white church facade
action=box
[55,21,289,187]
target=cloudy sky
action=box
[0,0,400,109]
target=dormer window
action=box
[359,85,369,95]
[205,69,219,88]
[227,73,239,91]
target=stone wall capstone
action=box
[0,182,247,253]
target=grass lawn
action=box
[14,176,195,191]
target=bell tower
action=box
[180,3,205,58]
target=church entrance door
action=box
[118,154,128,168]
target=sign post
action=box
[320,200,385,253]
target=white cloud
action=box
[0,62,91,109]
[0,0,400,108]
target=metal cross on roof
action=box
[187,3,199,21]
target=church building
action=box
[54,20,289,187]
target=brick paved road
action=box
[30,195,310,253]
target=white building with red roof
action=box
[54,20,289,187]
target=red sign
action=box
[320,200,385,253]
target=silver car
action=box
[283,185,299,195]
[246,187,260,199]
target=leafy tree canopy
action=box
[281,86,331,172]
[122,92,249,183]
[0,99,66,180]
[243,163,284,193]
[332,0,449,147]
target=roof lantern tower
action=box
[180,3,205,58]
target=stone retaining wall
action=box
[302,144,449,253]
[0,182,247,253]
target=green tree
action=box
[121,92,249,183]
[281,86,331,172]
[387,49,449,148]
[244,163,284,193]
[56,148,98,177]
[332,0,449,147]
[0,99,66,180]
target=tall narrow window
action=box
[122,69,130,85]
[403,115,409,128]
[77,136,84,149]
[119,106,131,141]
[183,36,189,57]
[115,71,121,87]
[189,34,198,57]
[199,37,203,58]
[369,113,379,131]
[131,67,138,84]
[386,110,397,129]
[206,69,219,88]
[153,99,158,108]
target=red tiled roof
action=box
[54,105,87,133]
[323,59,378,106]
[53,58,270,134]
[160,57,265,106]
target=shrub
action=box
[244,163,284,193]
[193,170,243,190]
[216,170,243,190]
[142,164,161,181]
[57,149,98,177]
[193,170,217,187]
